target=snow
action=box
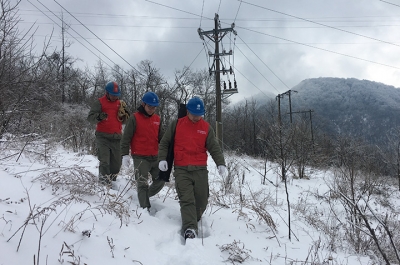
[0,141,373,265]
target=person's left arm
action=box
[206,126,225,166]
[121,115,136,156]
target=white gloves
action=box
[159,160,168,171]
[218,165,227,177]
[122,155,131,168]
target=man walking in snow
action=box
[87,81,130,187]
[158,96,227,240]
[121,92,165,210]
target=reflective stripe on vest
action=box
[96,95,122,134]
[174,116,209,166]
[130,112,160,156]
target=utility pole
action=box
[282,90,297,123]
[61,12,66,103]
[276,93,283,126]
[276,93,285,180]
[198,14,237,149]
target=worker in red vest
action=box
[121,92,165,210]
[87,81,130,188]
[158,96,227,240]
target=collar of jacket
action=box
[137,105,152,117]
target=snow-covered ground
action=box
[0,140,374,265]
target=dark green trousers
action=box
[133,156,165,208]
[96,135,121,183]
[174,168,209,235]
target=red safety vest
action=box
[96,95,122,134]
[174,116,209,166]
[130,112,160,156]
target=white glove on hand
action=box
[218,165,227,177]
[159,160,168,171]
[122,155,131,168]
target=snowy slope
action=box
[0,140,374,265]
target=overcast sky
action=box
[17,0,400,102]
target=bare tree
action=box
[321,137,400,264]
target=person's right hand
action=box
[159,160,168,171]
[97,112,108,121]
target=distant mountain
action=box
[286,77,400,145]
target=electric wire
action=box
[200,0,205,27]
[188,46,206,70]
[234,43,279,93]
[142,0,400,51]
[202,39,212,69]
[53,0,139,73]
[234,0,242,24]
[239,0,400,48]
[171,46,205,92]
[144,0,204,19]
[380,0,400,8]
[142,0,400,71]
[31,0,117,72]
[232,35,236,81]
[236,26,400,70]
[19,20,400,29]
[20,32,400,45]
[237,35,290,89]
[232,63,274,97]
[21,9,400,22]
[217,0,222,14]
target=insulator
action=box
[234,80,237,89]
[229,66,233,74]
[223,81,227,90]
[222,68,225,75]
[229,81,232,89]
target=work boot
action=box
[99,174,112,188]
[184,229,196,240]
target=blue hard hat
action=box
[186,97,205,116]
[105,81,121,96]
[142,91,159,106]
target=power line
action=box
[18,21,400,29]
[144,0,204,18]
[239,0,400,49]
[20,9,400,22]
[232,64,274,98]
[234,0,242,24]
[142,0,400,70]
[237,35,290,90]
[19,33,400,45]
[380,0,400,8]
[234,43,280,93]
[199,0,205,27]
[237,26,400,70]
[170,46,205,92]
[53,0,139,73]
[30,0,117,71]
